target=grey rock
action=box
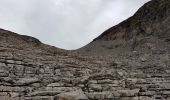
[86,92,113,100]
[88,84,102,91]
[25,96,53,100]
[27,91,61,97]
[0,0,170,100]
[117,89,140,97]
[54,90,88,100]
[16,78,40,86]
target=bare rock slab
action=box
[54,90,89,100]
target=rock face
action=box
[0,0,170,100]
[97,0,170,40]
[77,0,170,56]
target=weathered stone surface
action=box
[0,96,12,100]
[27,91,61,97]
[0,0,170,100]
[117,89,140,97]
[16,78,40,86]
[0,86,26,92]
[88,84,102,92]
[46,86,79,93]
[86,92,113,100]
[54,90,88,100]
[47,83,64,87]
[25,96,53,100]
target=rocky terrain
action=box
[77,0,170,56]
[0,0,170,100]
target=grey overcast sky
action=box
[0,0,150,50]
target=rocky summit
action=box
[0,0,170,100]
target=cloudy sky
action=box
[0,0,150,50]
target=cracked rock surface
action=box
[0,0,170,100]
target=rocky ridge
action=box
[77,0,170,56]
[0,0,170,100]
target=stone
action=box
[6,60,15,64]
[97,79,114,84]
[54,90,88,100]
[0,63,6,67]
[46,87,78,93]
[47,82,64,87]
[0,86,26,92]
[139,97,155,100]
[140,57,147,62]
[0,0,170,99]
[86,92,113,100]
[88,84,102,91]
[10,92,19,98]
[28,91,61,97]
[0,70,8,77]
[138,91,155,96]
[16,78,40,86]
[88,80,98,84]
[15,61,22,65]
[112,91,121,97]
[117,71,124,77]
[117,89,140,97]
[0,96,12,100]
[126,78,138,84]
[24,96,53,100]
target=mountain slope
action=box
[0,28,109,100]
[0,0,170,100]
[77,0,170,56]
[0,28,69,55]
